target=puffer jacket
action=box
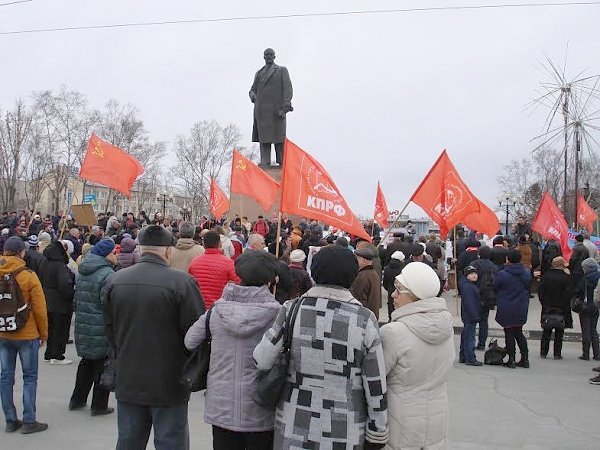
[184,283,281,432]
[188,248,240,309]
[380,297,455,450]
[169,238,204,272]
[116,237,140,269]
[290,228,303,250]
[494,263,532,328]
[458,277,481,322]
[38,242,74,314]
[74,253,115,359]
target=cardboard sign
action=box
[71,204,97,228]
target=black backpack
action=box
[479,269,496,307]
[0,267,30,332]
[484,339,507,365]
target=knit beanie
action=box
[391,251,405,261]
[395,262,440,300]
[289,249,306,263]
[38,232,51,244]
[310,245,358,289]
[3,236,26,254]
[581,257,598,274]
[91,238,116,257]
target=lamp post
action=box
[498,195,517,235]
[156,191,173,216]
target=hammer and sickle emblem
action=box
[236,160,247,170]
[93,143,104,158]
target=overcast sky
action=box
[1,0,599,219]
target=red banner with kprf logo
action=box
[410,150,480,238]
[374,182,390,229]
[577,193,598,232]
[280,139,370,240]
[209,178,230,219]
[532,192,572,260]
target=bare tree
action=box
[0,99,34,211]
[172,120,242,216]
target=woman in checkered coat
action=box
[254,246,389,449]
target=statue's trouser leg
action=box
[260,143,272,166]
[274,143,284,165]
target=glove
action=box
[364,441,385,450]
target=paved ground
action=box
[3,335,600,449]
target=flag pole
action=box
[377,198,411,248]
[453,227,459,316]
[273,211,283,299]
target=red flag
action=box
[532,192,572,260]
[462,197,500,238]
[577,193,598,231]
[79,134,144,197]
[280,139,371,241]
[374,182,390,228]
[230,150,280,212]
[209,178,230,219]
[410,150,480,238]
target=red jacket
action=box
[188,248,240,309]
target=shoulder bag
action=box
[181,308,213,392]
[252,297,304,408]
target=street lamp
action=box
[181,205,191,221]
[156,191,174,216]
[498,195,517,235]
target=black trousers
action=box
[579,310,600,358]
[45,312,70,359]
[70,357,110,410]
[212,425,274,450]
[541,327,564,357]
[504,326,528,360]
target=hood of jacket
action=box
[503,262,530,282]
[43,242,68,264]
[175,238,197,251]
[585,269,600,284]
[0,255,25,276]
[387,259,404,270]
[120,238,136,253]
[78,252,113,276]
[213,283,281,338]
[391,297,453,345]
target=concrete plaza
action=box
[3,334,599,449]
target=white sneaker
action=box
[49,358,73,365]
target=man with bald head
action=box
[249,48,293,166]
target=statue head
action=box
[263,48,276,65]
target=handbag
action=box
[571,296,585,314]
[181,308,212,392]
[484,339,507,365]
[100,347,117,392]
[252,297,303,408]
[541,313,565,330]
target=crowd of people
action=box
[0,207,598,448]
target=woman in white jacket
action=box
[380,262,455,449]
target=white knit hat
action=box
[395,262,440,300]
[391,251,405,261]
[289,249,306,263]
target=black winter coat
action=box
[24,248,45,277]
[491,245,510,268]
[538,268,572,327]
[104,253,204,407]
[541,241,562,275]
[382,259,404,301]
[569,243,590,276]
[457,249,479,276]
[38,243,74,313]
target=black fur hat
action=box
[137,225,176,247]
[311,245,358,289]
[235,250,280,286]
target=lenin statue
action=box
[249,48,293,167]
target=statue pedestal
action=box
[229,165,298,223]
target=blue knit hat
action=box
[91,238,115,257]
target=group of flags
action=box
[79,133,598,249]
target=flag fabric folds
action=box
[280,139,371,241]
[532,192,572,260]
[577,193,598,231]
[374,182,390,228]
[79,134,144,197]
[230,150,280,212]
[210,178,230,219]
[462,197,500,238]
[410,150,480,238]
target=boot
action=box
[592,338,600,361]
[540,336,550,358]
[554,339,563,360]
[516,351,530,368]
[503,355,516,369]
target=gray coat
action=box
[184,283,281,432]
[250,63,293,144]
